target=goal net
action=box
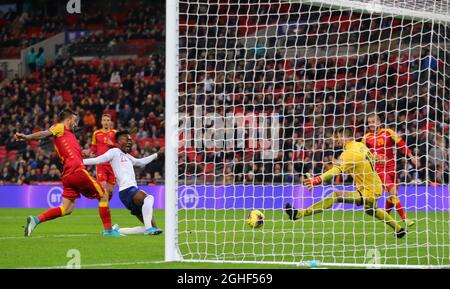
[166,0,450,268]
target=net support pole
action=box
[165,0,182,262]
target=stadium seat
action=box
[357,69,368,77]
[29,141,40,149]
[179,18,188,33]
[337,57,347,68]
[65,15,79,26]
[7,150,18,161]
[336,73,347,80]
[61,91,73,103]
[338,15,351,32]
[28,26,43,35]
[315,80,326,91]
[31,72,41,79]
[367,64,377,76]
[0,146,7,162]
[186,150,196,162]
[278,3,291,13]
[154,138,165,147]
[89,75,98,85]
[204,163,215,174]
[86,24,103,31]
[112,12,128,25]
[326,79,337,89]
[29,84,41,92]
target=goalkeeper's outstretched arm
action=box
[304,166,342,190]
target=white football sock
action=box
[142,195,154,229]
[118,226,146,235]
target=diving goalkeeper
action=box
[284,127,406,238]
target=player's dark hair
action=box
[115,130,130,141]
[102,113,112,119]
[335,127,353,138]
[58,108,77,121]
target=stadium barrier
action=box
[0,185,448,210]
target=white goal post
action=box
[166,0,183,262]
[165,0,450,268]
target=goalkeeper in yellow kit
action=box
[285,127,406,238]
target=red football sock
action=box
[98,202,112,230]
[38,206,64,223]
[395,201,407,221]
[385,199,394,214]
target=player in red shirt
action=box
[362,114,418,227]
[16,108,121,237]
[84,114,117,200]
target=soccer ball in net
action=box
[246,210,265,229]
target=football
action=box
[246,210,265,229]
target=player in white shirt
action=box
[83,131,163,235]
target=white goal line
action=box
[180,259,450,269]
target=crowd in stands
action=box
[0,53,165,185]
[178,58,450,186]
[0,0,164,58]
[178,2,450,185]
[66,1,165,57]
[0,7,57,57]
[0,0,166,185]
[2,0,450,187]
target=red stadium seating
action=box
[61,91,73,103]
[7,150,18,161]
[29,141,40,149]
[0,146,6,162]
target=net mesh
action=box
[176,0,450,267]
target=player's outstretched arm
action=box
[128,152,160,168]
[304,151,352,191]
[15,130,53,141]
[83,150,114,166]
[304,174,323,190]
[304,166,341,191]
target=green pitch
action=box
[0,209,449,268]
